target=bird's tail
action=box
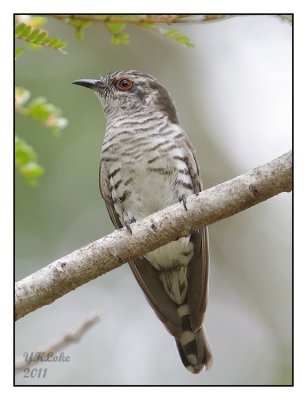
[175,305,213,374]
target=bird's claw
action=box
[124,216,136,234]
[179,194,188,211]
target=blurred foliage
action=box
[15,86,68,136]
[52,14,292,46]
[62,17,93,40]
[15,86,68,185]
[15,136,44,186]
[54,14,196,47]
[15,15,68,185]
[106,22,130,45]
[15,16,67,56]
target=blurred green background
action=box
[15,15,292,385]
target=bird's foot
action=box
[124,216,136,234]
[179,194,188,211]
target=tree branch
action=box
[53,14,292,25]
[53,14,233,25]
[15,151,292,321]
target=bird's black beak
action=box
[72,79,100,90]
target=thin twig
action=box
[52,14,231,25]
[15,312,100,372]
[52,14,292,26]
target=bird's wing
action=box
[99,160,183,336]
[182,138,210,331]
[186,227,209,331]
[128,137,210,335]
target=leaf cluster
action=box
[15,16,69,185]
[16,87,68,136]
[55,14,195,47]
[15,87,68,185]
[15,136,44,186]
[15,18,67,58]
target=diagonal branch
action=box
[15,151,292,321]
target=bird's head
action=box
[73,70,178,123]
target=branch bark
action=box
[15,151,292,321]
[53,14,292,25]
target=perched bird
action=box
[73,71,212,373]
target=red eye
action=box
[115,77,133,91]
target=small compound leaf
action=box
[35,31,48,43]
[106,22,126,34]
[15,136,44,186]
[15,47,24,59]
[28,28,40,41]
[15,22,67,52]
[158,27,194,47]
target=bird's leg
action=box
[179,194,188,211]
[124,216,136,234]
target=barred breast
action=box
[100,111,198,304]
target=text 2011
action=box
[23,368,47,378]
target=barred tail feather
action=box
[176,327,212,374]
[176,303,212,374]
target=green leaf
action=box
[15,22,67,52]
[28,28,40,41]
[15,23,27,36]
[158,27,194,47]
[55,41,67,49]
[107,22,129,45]
[15,87,68,135]
[18,24,32,39]
[27,97,68,135]
[116,15,143,22]
[35,31,48,43]
[20,162,45,185]
[68,18,92,29]
[48,37,61,47]
[15,136,44,186]
[27,43,43,51]
[111,36,120,45]
[139,23,155,30]
[15,46,24,59]
[111,32,129,45]
[67,18,92,39]
[106,22,126,34]
[15,136,37,165]
[44,37,67,50]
